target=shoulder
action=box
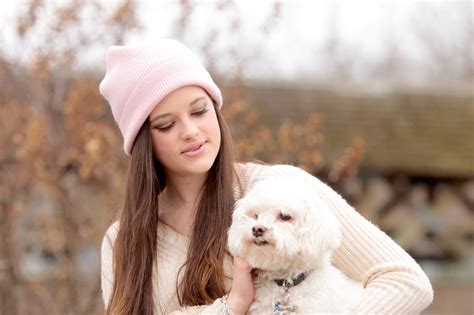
[236,161,303,176]
[237,162,324,193]
[247,162,314,181]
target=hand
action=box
[227,256,257,315]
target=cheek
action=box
[274,224,298,251]
[202,109,221,141]
[151,132,176,162]
[228,216,252,255]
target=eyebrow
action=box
[150,96,206,123]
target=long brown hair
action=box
[106,102,238,314]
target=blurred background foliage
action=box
[0,0,472,314]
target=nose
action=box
[180,118,199,140]
[252,225,267,237]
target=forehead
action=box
[240,179,315,211]
[150,85,209,116]
[243,198,295,213]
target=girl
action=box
[99,39,433,314]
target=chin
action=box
[163,148,219,177]
[185,151,219,173]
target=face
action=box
[227,177,342,271]
[148,86,221,178]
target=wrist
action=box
[226,292,248,315]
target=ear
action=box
[227,226,240,257]
[300,197,342,254]
[228,195,253,256]
[317,204,342,252]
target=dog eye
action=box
[279,213,292,221]
[248,212,258,219]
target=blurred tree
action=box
[0,1,139,314]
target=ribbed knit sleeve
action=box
[255,164,433,314]
[100,221,119,310]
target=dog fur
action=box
[228,177,363,314]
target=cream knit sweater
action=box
[101,163,433,314]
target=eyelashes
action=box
[154,107,209,133]
[193,108,209,117]
[155,124,173,132]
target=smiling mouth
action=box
[190,143,204,152]
[181,142,206,154]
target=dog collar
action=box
[274,272,307,288]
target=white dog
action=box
[228,177,363,314]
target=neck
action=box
[274,271,307,288]
[164,172,208,205]
[158,171,208,229]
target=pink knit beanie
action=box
[99,39,223,156]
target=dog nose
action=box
[252,225,267,237]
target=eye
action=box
[192,107,209,116]
[279,213,292,221]
[154,123,174,132]
[251,213,258,220]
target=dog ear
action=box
[228,197,247,256]
[316,204,342,252]
[300,197,342,255]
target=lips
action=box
[181,141,206,154]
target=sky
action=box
[1,0,472,84]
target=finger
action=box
[233,256,252,272]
